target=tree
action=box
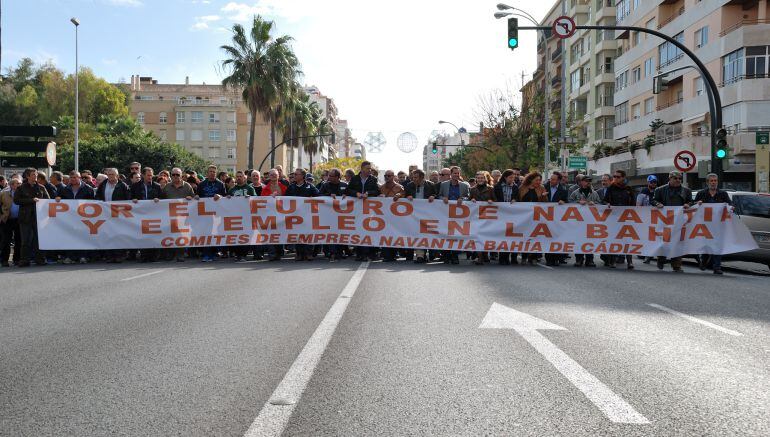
[312,157,367,181]
[221,15,301,170]
[55,116,208,175]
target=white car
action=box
[725,191,770,270]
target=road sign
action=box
[674,150,696,172]
[568,156,587,169]
[756,131,769,145]
[552,16,577,39]
[46,141,57,167]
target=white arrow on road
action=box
[480,303,649,424]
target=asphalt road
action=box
[1,256,768,436]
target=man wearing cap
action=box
[637,175,658,206]
[569,175,600,267]
[651,170,693,272]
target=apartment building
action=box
[301,85,339,168]
[598,0,770,189]
[532,1,567,139]
[127,76,281,174]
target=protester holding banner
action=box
[695,173,732,275]
[517,172,547,265]
[494,169,520,266]
[569,175,601,267]
[13,168,50,266]
[651,170,693,272]
[286,168,319,261]
[603,169,637,270]
[436,166,470,265]
[470,171,496,266]
[402,169,436,264]
[346,161,380,262]
[318,168,349,262]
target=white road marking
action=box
[244,262,369,437]
[480,303,650,424]
[120,270,166,281]
[536,263,554,270]
[647,303,743,337]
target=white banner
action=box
[37,197,757,257]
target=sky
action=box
[3,0,555,171]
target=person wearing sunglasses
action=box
[651,170,693,272]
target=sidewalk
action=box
[683,259,770,276]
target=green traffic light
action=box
[508,38,518,48]
[716,149,727,159]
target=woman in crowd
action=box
[494,169,520,265]
[517,172,547,265]
[261,169,288,261]
[469,171,496,265]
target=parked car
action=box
[724,192,770,270]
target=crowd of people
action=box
[0,160,731,274]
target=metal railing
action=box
[596,96,614,107]
[658,53,684,70]
[656,98,683,111]
[657,6,685,30]
[719,18,770,37]
[720,73,770,87]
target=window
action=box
[694,77,704,96]
[746,46,769,78]
[695,26,709,48]
[644,58,654,77]
[191,111,203,123]
[659,32,684,68]
[616,0,630,22]
[632,103,640,119]
[722,48,744,84]
[615,70,628,91]
[644,97,654,115]
[615,101,629,125]
[226,129,236,142]
[209,112,220,123]
[209,130,221,141]
[632,31,640,46]
[208,148,220,158]
[138,95,153,101]
[176,111,185,123]
[191,130,203,141]
[176,129,185,141]
[160,129,167,141]
[227,111,236,123]
[159,112,167,124]
[677,90,684,102]
[137,112,145,124]
[632,66,641,83]
[571,70,581,92]
[227,148,236,159]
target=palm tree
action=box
[306,102,332,170]
[220,15,300,170]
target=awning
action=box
[683,112,708,124]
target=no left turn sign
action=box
[674,150,697,172]
[552,16,576,39]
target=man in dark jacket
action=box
[59,171,96,200]
[402,169,436,263]
[13,168,50,266]
[318,168,348,261]
[494,169,521,265]
[345,161,380,261]
[129,167,162,262]
[50,171,67,197]
[287,168,319,261]
[651,170,693,272]
[542,172,568,266]
[694,173,731,274]
[197,165,227,262]
[130,167,162,201]
[37,173,58,199]
[96,168,131,263]
[602,169,636,269]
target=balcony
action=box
[551,46,563,61]
[720,18,770,37]
[177,99,239,107]
[596,95,614,107]
[656,98,683,111]
[657,6,684,30]
[658,53,684,70]
[720,72,770,87]
[538,39,546,53]
[551,76,562,88]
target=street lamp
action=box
[438,120,467,145]
[70,17,80,172]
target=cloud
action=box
[220,1,320,22]
[104,0,143,6]
[190,15,222,31]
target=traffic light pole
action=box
[519,24,724,181]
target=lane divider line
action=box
[244,262,370,437]
[120,270,166,282]
[647,303,743,337]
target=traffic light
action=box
[431,142,438,154]
[507,17,518,50]
[716,128,728,159]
